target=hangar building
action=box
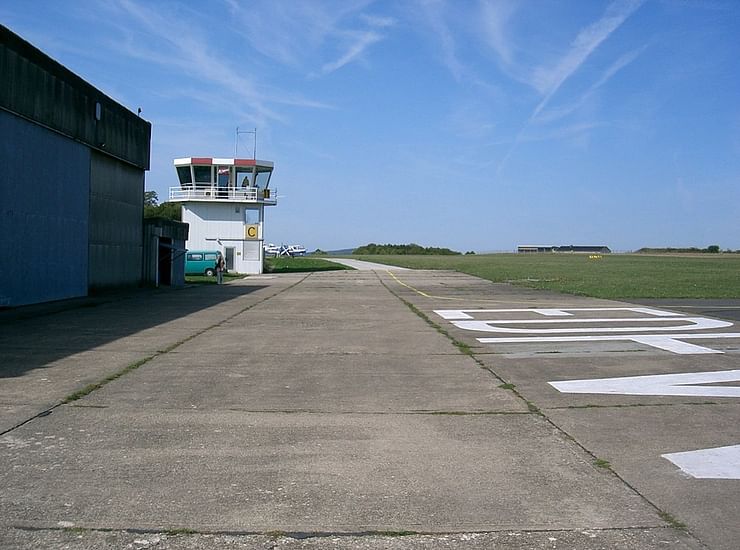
[0,25,151,307]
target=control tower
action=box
[170,157,277,274]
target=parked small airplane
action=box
[263,243,307,257]
[263,243,280,257]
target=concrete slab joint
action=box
[1,270,735,549]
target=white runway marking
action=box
[434,307,680,320]
[549,369,740,397]
[440,306,740,483]
[435,307,739,354]
[477,333,740,354]
[452,317,731,334]
[662,444,740,479]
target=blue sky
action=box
[3,0,739,252]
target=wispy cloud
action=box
[225,0,390,76]
[321,30,384,74]
[534,44,648,123]
[105,0,278,122]
[225,1,340,67]
[480,0,518,66]
[361,14,396,28]
[415,0,466,81]
[496,0,645,173]
[529,0,645,119]
[319,10,397,75]
[89,0,334,126]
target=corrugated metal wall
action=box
[1,25,153,304]
[0,109,90,306]
[88,151,143,289]
[0,25,151,170]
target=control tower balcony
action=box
[168,185,276,204]
[170,157,277,205]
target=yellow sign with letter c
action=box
[245,224,259,240]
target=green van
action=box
[185,250,220,276]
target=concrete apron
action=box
[0,270,712,548]
[322,258,410,271]
[382,269,740,550]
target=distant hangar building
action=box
[517,245,611,254]
[1,25,152,307]
[517,245,557,253]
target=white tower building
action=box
[170,157,277,274]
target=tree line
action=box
[636,245,738,254]
[353,243,461,255]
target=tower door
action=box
[225,247,235,271]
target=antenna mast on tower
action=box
[235,127,257,159]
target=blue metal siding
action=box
[88,151,143,289]
[1,25,151,170]
[0,109,90,306]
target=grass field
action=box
[350,253,740,299]
[265,257,353,274]
[185,258,350,283]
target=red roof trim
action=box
[191,157,213,165]
[234,158,256,166]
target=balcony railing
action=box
[169,186,277,204]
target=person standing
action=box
[215,253,225,284]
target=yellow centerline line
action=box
[386,270,440,298]
[385,270,740,310]
[385,270,509,303]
